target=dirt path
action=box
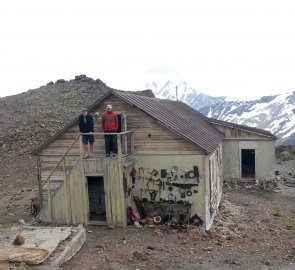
[0,155,38,226]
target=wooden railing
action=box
[39,131,134,223]
[80,131,135,157]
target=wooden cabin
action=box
[33,90,276,230]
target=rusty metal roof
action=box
[113,91,225,154]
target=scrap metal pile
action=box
[127,165,203,228]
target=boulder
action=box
[56,79,66,83]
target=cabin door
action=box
[87,176,106,221]
[241,149,255,178]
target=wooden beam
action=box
[116,134,127,227]
[117,134,122,159]
[47,178,52,223]
[37,156,43,209]
[104,159,112,226]
[78,133,88,223]
[79,134,84,161]
[81,160,88,225]
[130,132,135,155]
[63,158,70,224]
[123,114,128,155]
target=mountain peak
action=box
[144,80,295,145]
[144,80,226,109]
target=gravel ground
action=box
[60,160,295,270]
[1,159,294,270]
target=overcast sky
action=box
[1,0,295,99]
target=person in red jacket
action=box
[102,104,119,157]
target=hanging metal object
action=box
[171,165,179,173]
[153,215,162,224]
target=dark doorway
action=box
[87,176,106,221]
[241,149,255,178]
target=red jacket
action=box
[102,111,119,131]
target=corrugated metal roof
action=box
[113,91,225,154]
[206,117,277,139]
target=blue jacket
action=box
[79,114,94,133]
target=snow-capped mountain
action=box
[145,80,226,110]
[199,92,295,145]
[145,80,295,145]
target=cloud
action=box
[145,66,179,76]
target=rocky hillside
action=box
[0,75,108,192]
[0,75,154,157]
[0,75,110,156]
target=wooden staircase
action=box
[39,134,81,209]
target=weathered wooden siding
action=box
[204,144,223,230]
[211,124,271,139]
[101,96,204,154]
[69,161,88,224]
[39,161,88,224]
[39,126,107,157]
[39,155,80,183]
[40,158,127,227]
[104,159,126,226]
[84,158,104,175]
[38,95,203,158]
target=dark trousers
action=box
[104,131,117,155]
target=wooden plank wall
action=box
[40,158,127,227]
[39,161,88,225]
[40,126,107,156]
[69,161,88,224]
[39,155,80,183]
[84,159,104,175]
[38,94,203,157]
[211,124,269,139]
[101,96,203,155]
[104,158,126,227]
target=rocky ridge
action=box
[0,75,153,192]
[0,75,108,156]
